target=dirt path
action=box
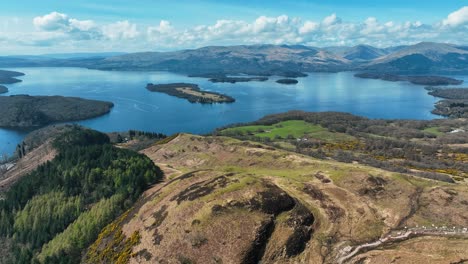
[336,227,468,264]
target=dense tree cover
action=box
[426,87,468,100]
[432,99,468,118]
[0,85,8,94]
[426,87,468,118]
[354,73,463,85]
[0,126,163,263]
[0,95,113,128]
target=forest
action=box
[426,87,468,118]
[0,95,114,128]
[0,126,163,264]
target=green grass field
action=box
[423,126,443,136]
[221,120,354,142]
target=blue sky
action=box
[0,1,467,54]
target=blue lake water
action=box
[1,67,467,155]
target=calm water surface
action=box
[1,67,466,155]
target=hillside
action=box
[1,42,468,74]
[0,126,164,264]
[326,45,389,62]
[86,112,467,264]
[364,42,468,73]
[94,44,350,75]
[0,113,466,263]
[86,132,468,264]
[0,95,114,128]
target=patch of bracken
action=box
[284,203,315,257]
[150,205,168,229]
[171,175,230,204]
[286,203,314,227]
[241,218,275,264]
[211,182,295,216]
[358,175,387,197]
[315,172,331,183]
[249,183,296,215]
[153,230,164,245]
[285,226,312,257]
[303,184,327,201]
[323,205,344,222]
[367,175,387,186]
[136,249,153,261]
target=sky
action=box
[0,0,467,54]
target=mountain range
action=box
[0,42,467,75]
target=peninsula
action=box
[0,95,114,128]
[426,87,468,118]
[355,72,463,86]
[146,83,235,104]
[0,69,24,84]
[0,85,8,94]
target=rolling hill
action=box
[1,112,467,264]
[1,42,468,75]
[364,42,468,73]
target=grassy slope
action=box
[222,120,353,142]
[87,134,468,264]
[218,115,468,181]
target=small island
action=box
[0,85,8,94]
[355,73,463,86]
[189,70,307,79]
[208,76,268,83]
[425,87,468,118]
[0,95,114,128]
[146,83,235,104]
[0,69,25,84]
[276,78,298,84]
[189,73,268,83]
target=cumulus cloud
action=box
[442,6,468,27]
[299,21,319,34]
[33,12,69,31]
[33,12,140,41]
[3,8,468,54]
[322,13,341,27]
[102,21,139,40]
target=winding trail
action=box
[336,227,468,264]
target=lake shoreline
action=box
[0,67,463,155]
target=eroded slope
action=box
[87,134,468,263]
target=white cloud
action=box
[33,12,70,31]
[33,12,102,41]
[69,19,96,31]
[102,20,139,40]
[322,13,341,27]
[442,6,468,27]
[299,21,319,34]
[2,8,468,54]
